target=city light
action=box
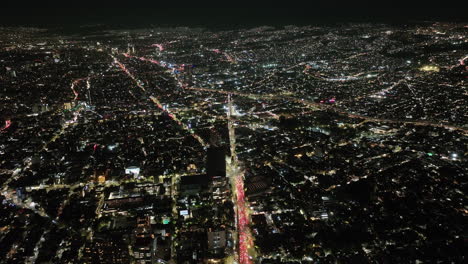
[0,16,466,264]
[420,65,440,72]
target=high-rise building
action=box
[207,230,226,250]
[206,147,226,178]
[183,65,193,86]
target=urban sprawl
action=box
[0,23,467,264]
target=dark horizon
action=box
[1,7,467,29]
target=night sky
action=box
[0,7,467,29]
